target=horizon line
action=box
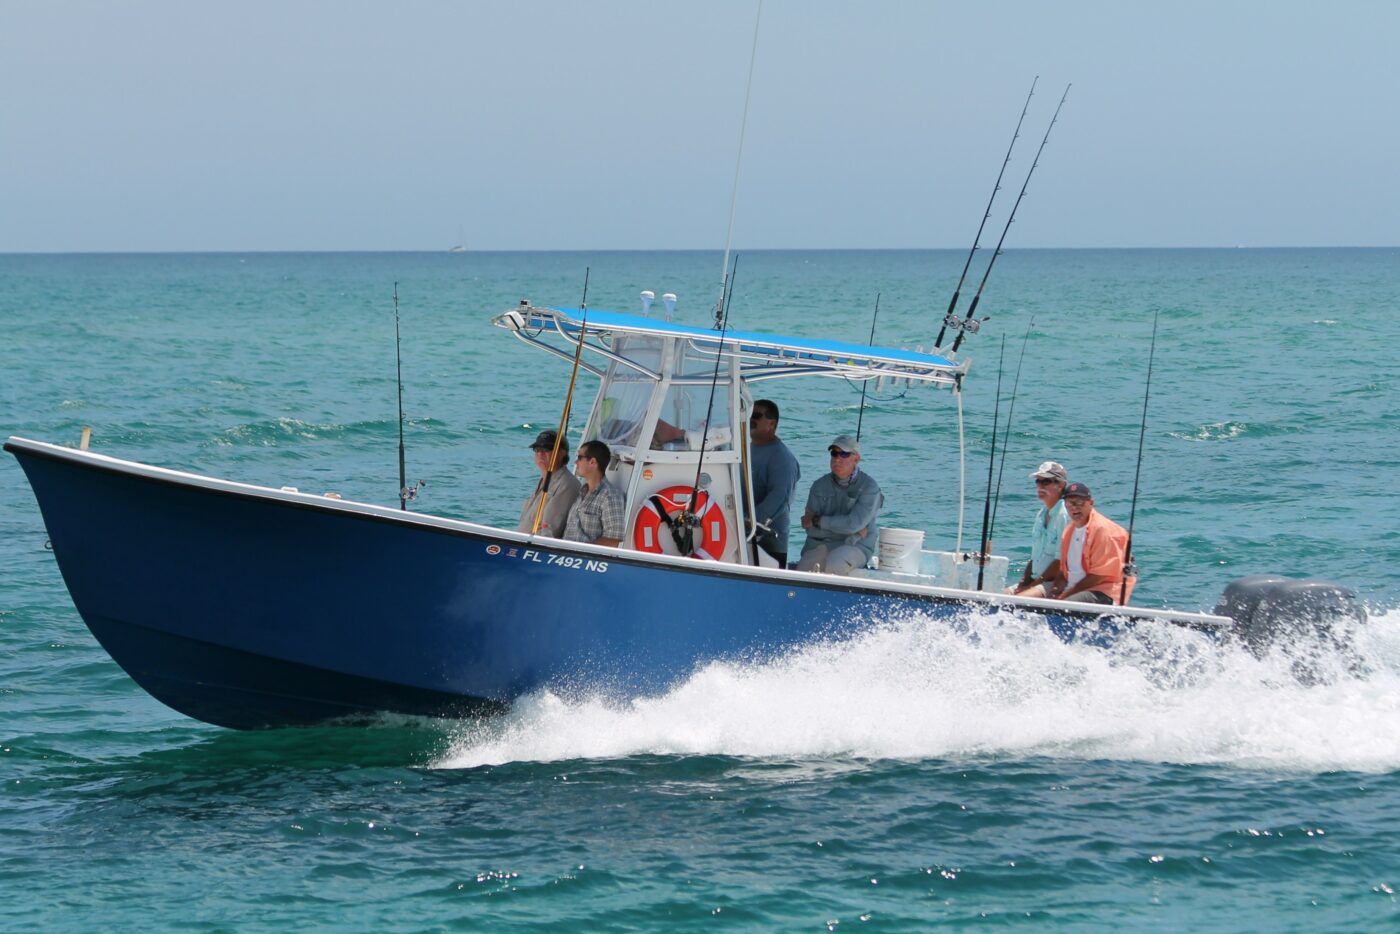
[2,244,1398,257]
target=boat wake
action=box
[435,604,1400,774]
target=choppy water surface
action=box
[2,249,1399,929]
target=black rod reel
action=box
[951,83,1071,354]
[684,253,740,556]
[935,77,1038,349]
[855,291,881,442]
[987,316,1036,548]
[1120,310,1159,604]
[975,334,1007,591]
[394,283,425,509]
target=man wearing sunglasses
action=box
[562,440,625,547]
[1006,461,1069,597]
[517,429,582,538]
[794,435,883,576]
[748,399,800,568]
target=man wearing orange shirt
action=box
[1049,482,1135,605]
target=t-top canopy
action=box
[493,305,969,386]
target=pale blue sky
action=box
[3,0,1397,251]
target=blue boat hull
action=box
[8,439,1206,729]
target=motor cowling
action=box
[1214,575,1367,681]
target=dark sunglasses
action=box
[750,413,774,422]
[828,449,855,459]
[1035,477,1061,486]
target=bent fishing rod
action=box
[1120,310,1159,605]
[976,334,1007,592]
[951,83,1071,354]
[986,316,1036,548]
[935,77,1038,349]
[531,267,590,535]
[855,292,881,442]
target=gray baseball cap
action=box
[1029,461,1067,482]
[828,434,860,455]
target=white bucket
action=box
[878,527,924,575]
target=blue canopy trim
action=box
[493,305,969,386]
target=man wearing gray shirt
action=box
[796,434,883,576]
[517,429,581,537]
[748,399,800,568]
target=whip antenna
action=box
[1120,310,1159,605]
[716,0,763,328]
[952,83,1070,353]
[935,77,1037,349]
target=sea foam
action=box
[436,605,1400,774]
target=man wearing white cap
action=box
[1006,461,1069,597]
[795,435,883,576]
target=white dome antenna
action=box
[662,293,677,321]
[640,290,655,317]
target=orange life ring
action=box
[632,485,729,561]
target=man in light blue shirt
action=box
[796,434,883,577]
[1007,461,1069,597]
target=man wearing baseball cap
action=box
[794,434,883,576]
[1049,481,1135,605]
[517,428,581,537]
[1007,461,1070,598]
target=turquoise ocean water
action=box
[2,249,1399,929]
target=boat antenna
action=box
[986,316,1035,547]
[855,292,881,442]
[935,77,1037,349]
[531,267,591,535]
[716,0,762,329]
[951,83,1070,353]
[1120,310,1159,604]
[976,334,1007,591]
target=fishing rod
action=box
[1120,311,1159,604]
[855,292,881,442]
[655,254,740,556]
[975,334,1007,591]
[690,255,740,541]
[950,83,1071,354]
[531,267,591,535]
[935,77,1038,349]
[394,282,412,510]
[716,0,763,328]
[986,317,1035,547]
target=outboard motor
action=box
[1214,575,1367,682]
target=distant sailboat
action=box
[448,225,467,253]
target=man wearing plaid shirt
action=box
[563,440,626,547]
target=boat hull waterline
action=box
[7,437,1229,730]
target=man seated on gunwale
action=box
[1006,460,1070,598]
[517,429,581,538]
[562,440,626,547]
[1048,482,1136,605]
[795,434,883,577]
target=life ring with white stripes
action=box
[632,485,729,561]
